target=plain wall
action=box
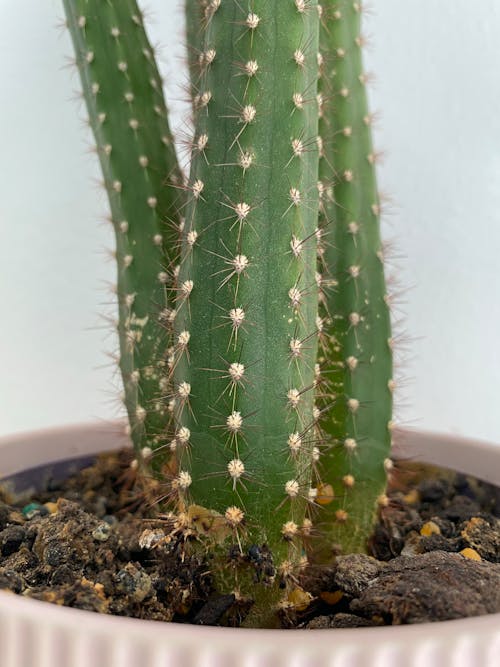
[1,1,499,445]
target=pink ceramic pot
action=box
[0,422,499,667]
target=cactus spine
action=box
[313,1,393,557]
[174,0,321,617]
[63,0,183,467]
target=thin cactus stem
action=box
[174,0,321,621]
[312,0,393,558]
[63,0,183,468]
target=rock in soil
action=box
[333,554,382,596]
[307,613,376,629]
[349,551,500,624]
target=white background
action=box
[0,1,499,446]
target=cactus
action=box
[173,0,321,624]
[63,0,394,627]
[63,0,183,468]
[312,0,393,557]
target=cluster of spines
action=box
[173,0,322,589]
[310,0,394,556]
[63,0,183,467]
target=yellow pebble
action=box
[44,502,58,515]
[420,521,441,537]
[403,489,420,505]
[319,590,343,606]
[287,587,313,612]
[460,548,481,561]
[94,582,106,599]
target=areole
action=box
[0,422,498,667]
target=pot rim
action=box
[0,585,498,640]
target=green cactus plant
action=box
[63,0,393,628]
[311,0,394,558]
[63,0,183,470]
[172,0,321,626]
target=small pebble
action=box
[44,502,58,515]
[92,523,111,542]
[115,563,152,602]
[286,587,313,611]
[403,489,419,505]
[319,590,343,606]
[420,521,441,537]
[139,529,165,550]
[460,548,482,561]
[22,503,49,520]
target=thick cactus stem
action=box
[63,0,183,466]
[176,0,321,622]
[313,0,393,557]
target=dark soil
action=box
[0,449,499,628]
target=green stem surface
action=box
[313,0,393,558]
[64,0,183,465]
[175,0,321,622]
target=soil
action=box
[0,449,499,628]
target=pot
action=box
[0,422,498,667]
